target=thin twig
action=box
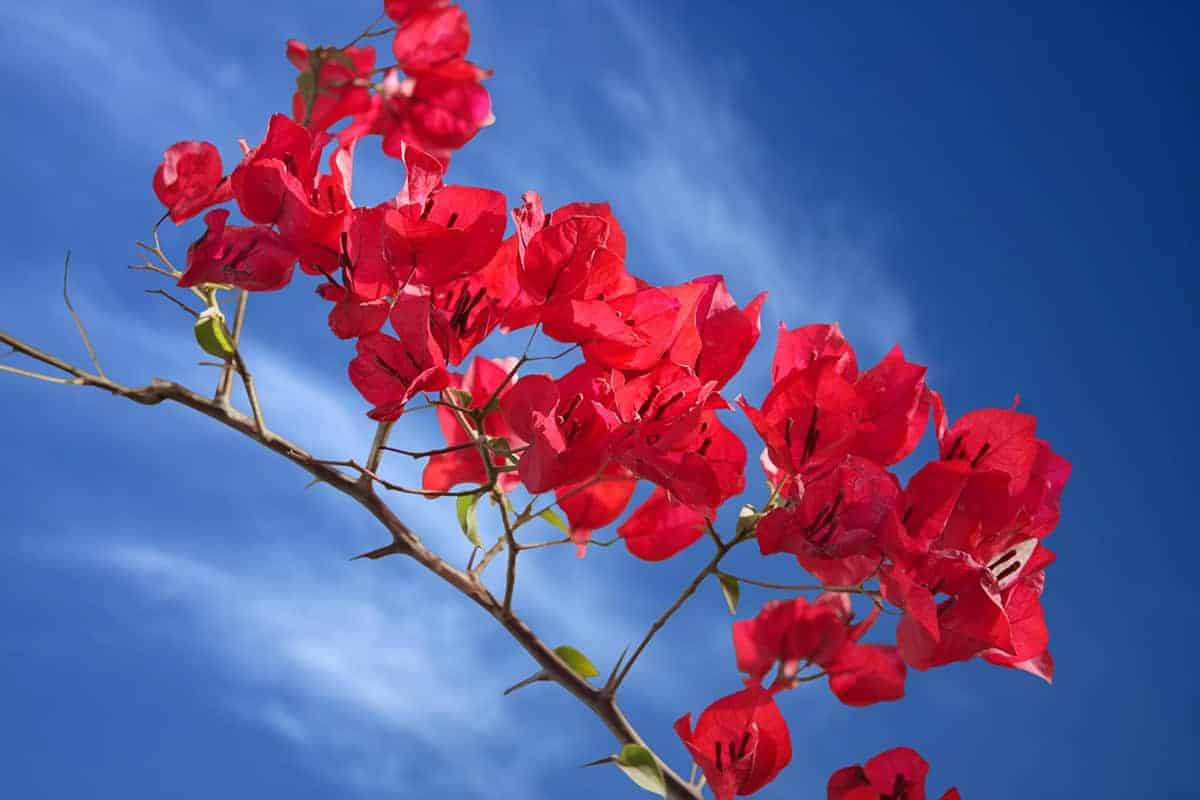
[215,290,248,404]
[144,289,200,318]
[382,440,480,459]
[720,573,881,597]
[0,363,77,384]
[62,252,105,379]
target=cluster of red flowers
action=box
[149,3,1068,797]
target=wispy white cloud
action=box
[0,2,248,151]
[68,539,563,799]
[465,0,913,363]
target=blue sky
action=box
[1,1,1196,798]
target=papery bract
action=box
[178,210,297,292]
[618,487,708,561]
[153,141,233,224]
[827,747,960,800]
[674,685,791,800]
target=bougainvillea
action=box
[2,4,1070,798]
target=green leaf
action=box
[553,645,599,680]
[193,308,235,360]
[539,508,570,535]
[615,744,666,797]
[717,573,740,616]
[456,493,481,548]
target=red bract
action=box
[556,464,637,557]
[287,41,376,133]
[385,184,507,287]
[231,114,343,269]
[347,295,449,420]
[827,747,959,800]
[178,210,297,292]
[618,487,708,561]
[500,366,617,493]
[756,456,899,586]
[390,4,469,73]
[681,276,767,390]
[378,74,493,158]
[772,322,857,383]
[851,345,930,465]
[732,594,850,683]
[932,394,1041,494]
[738,358,861,481]
[733,594,905,706]
[421,356,523,493]
[674,685,791,800]
[744,325,931,482]
[153,141,233,224]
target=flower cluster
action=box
[148,4,1069,798]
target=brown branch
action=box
[0,327,703,800]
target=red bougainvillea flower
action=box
[231,113,343,269]
[153,141,233,224]
[390,3,470,72]
[931,394,1041,494]
[756,456,900,586]
[675,275,767,390]
[618,486,709,561]
[385,183,507,288]
[827,746,959,800]
[851,345,931,466]
[286,41,376,133]
[732,593,906,705]
[744,324,931,485]
[556,463,637,557]
[347,294,450,420]
[771,322,857,384]
[500,365,618,493]
[732,594,851,682]
[377,73,493,158]
[421,355,524,493]
[674,684,791,800]
[178,209,297,292]
[738,357,861,481]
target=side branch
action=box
[0,327,702,800]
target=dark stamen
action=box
[970,442,992,468]
[714,741,723,773]
[994,562,1021,583]
[637,385,663,417]
[446,212,459,229]
[988,548,1018,570]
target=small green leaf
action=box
[456,493,481,547]
[717,573,740,616]
[539,508,570,535]
[486,436,512,455]
[193,308,235,360]
[615,744,666,797]
[553,645,599,680]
